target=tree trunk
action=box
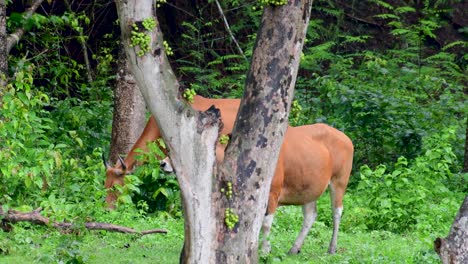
[0,0,7,90]
[213,3,313,262]
[115,1,312,263]
[463,117,468,173]
[434,195,468,264]
[108,46,147,164]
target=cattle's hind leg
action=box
[328,183,344,254]
[289,201,317,255]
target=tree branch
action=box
[64,0,93,83]
[0,206,167,235]
[6,0,45,53]
[215,0,248,63]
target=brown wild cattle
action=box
[103,95,240,206]
[103,96,353,255]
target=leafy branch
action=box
[6,0,45,53]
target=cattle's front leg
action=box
[289,201,317,254]
[260,214,274,254]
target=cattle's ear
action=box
[118,156,127,172]
[102,153,111,169]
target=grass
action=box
[262,207,441,263]
[0,204,444,263]
[0,214,184,264]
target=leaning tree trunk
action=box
[213,2,313,262]
[115,1,312,263]
[0,0,7,90]
[463,117,468,173]
[108,45,146,164]
[434,195,468,264]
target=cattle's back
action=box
[299,123,354,175]
[191,96,240,134]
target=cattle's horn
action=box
[118,156,127,171]
[102,153,110,169]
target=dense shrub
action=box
[345,127,465,233]
[295,51,466,173]
[114,141,182,216]
[0,71,110,219]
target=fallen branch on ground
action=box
[0,206,167,235]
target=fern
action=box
[390,28,412,36]
[374,13,400,20]
[369,0,394,10]
[394,6,416,14]
[341,35,372,45]
[442,41,468,51]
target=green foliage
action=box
[295,49,466,171]
[3,1,467,262]
[349,127,464,233]
[176,19,250,97]
[127,141,181,216]
[0,71,110,218]
[289,100,303,126]
[1,71,53,205]
[1,213,183,263]
[42,235,87,264]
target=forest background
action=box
[0,0,467,263]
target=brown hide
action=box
[104,96,353,254]
[270,124,353,212]
[104,95,354,212]
[105,96,354,254]
[104,95,240,206]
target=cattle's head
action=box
[159,157,174,173]
[103,153,174,208]
[102,153,128,208]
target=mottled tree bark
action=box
[214,2,313,262]
[435,195,468,264]
[463,117,468,173]
[115,1,312,263]
[0,0,7,90]
[108,46,146,164]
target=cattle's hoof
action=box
[327,248,336,254]
[288,247,300,255]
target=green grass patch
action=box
[1,205,445,263]
[0,214,183,264]
[262,206,441,263]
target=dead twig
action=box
[215,0,248,63]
